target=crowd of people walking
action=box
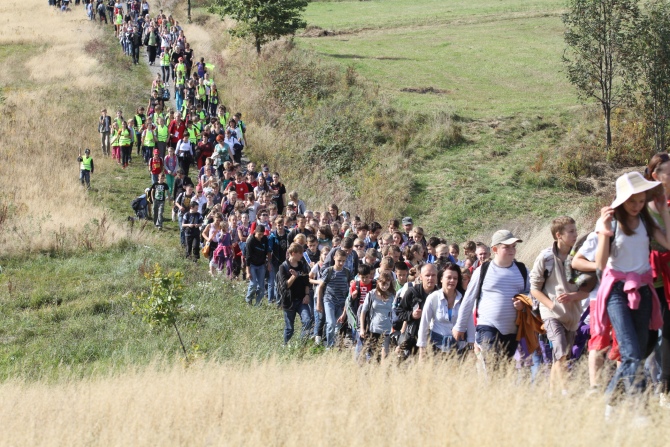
[65,0,670,419]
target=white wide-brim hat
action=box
[611,171,661,209]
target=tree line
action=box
[564,0,670,153]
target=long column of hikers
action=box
[70,0,670,418]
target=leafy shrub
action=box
[266,58,337,109]
[133,264,188,357]
[307,115,371,177]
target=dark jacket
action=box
[131,30,142,47]
[268,229,288,266]
[245,235,270,267]
[397,283,436,337]
[278,259,311,310]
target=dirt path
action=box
[141,47,177,110]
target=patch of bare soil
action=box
[400,87,450,94]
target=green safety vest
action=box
[197,85,206,97]
[198,110,206,121]
[116,117,124,128]
[161,52,171,66]
[157,124,168,142]
[144,128,156,147]
[219,112,229,126]
[118,129,131,146]
[153,112,164,124]
[135,114,144,129]
[115,13,123,25]
[187,126,198,143]
[80,156,92,171]
[210,92,218,105]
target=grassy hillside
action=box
[297,0,602,242]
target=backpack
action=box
[565,233,596,288]
[345,278,378,332]
[276,261,291,309]
[475,260,527,317]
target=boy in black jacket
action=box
[278,243,312,344]
[182,202,203,261]
[245,224,270,305]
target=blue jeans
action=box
[79,169,91,187]
[284,301,313,344]
[268,262,279,304]
[178,214,185,246]
[476,325,518,359]
[430,331,457,352]
[313,306,325,338]
[246,264,266,305]
[605,282,653,399]
[324,301,345,347]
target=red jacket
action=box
[168,120,186,146]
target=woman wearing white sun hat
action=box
[593,171,670,408]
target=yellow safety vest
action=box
[118,129,131,146]
[135,114,144,129]
[144,128,156,147]
[80,156,92,171]
[157,124,168,142]
[187,126,198,143]
[219,112,229,126]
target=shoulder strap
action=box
[609,219,618,250]
[475,261,491,315]
[323,266,334,285]
[515,261,528,291]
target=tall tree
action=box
[635,0,670,152]
[562,0,639,149]
[210,0,309,55]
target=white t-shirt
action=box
[597,218,651,275]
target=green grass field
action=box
[298,0,591,240]
[299,0,574,118]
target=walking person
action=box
[151,173,169,229]
[592,172,670,417]
[645,153,670,407]
[278,243,313,344]
[245,225,270,306]
[98,108,111,156]
[77,149,94,189]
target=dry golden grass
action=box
[1,356,668,446]
[0,0,146,255]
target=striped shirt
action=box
[454,261,529,335]
[321,268,351,306]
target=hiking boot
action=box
[660,393,670,409]
[315,336,322,346]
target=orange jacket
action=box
[514,294,545,354]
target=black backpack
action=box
[276,261,291,309]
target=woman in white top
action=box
[594,171,670,409]
[418,263,475,359]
